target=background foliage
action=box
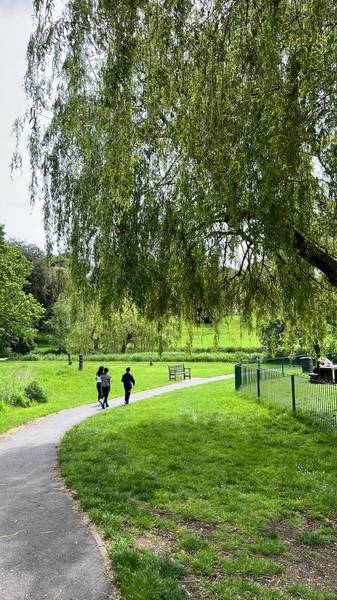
[0,226,44,355]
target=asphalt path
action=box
[0,374,232,600]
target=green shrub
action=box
[24,380,48,403]
[9,392,31,408]
[0,370,47,409]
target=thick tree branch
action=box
[293,229,337,287]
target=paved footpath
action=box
[0,374,232,600]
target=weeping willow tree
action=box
[17,0,337,338]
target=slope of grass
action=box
[29,316,261,355]
[0,360,232,434]
[177,316,260,350]
[60,380,337,600]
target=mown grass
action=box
[177,316,260,350]
[32,316,260,354]
[0,360,232,434]
[59,380,337,600]
[241,369,337,429]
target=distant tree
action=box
[66,299,179,355]
[0,227,44,354]
[48,294,72,353]
[259,321,286,356]
[10,240,69,324]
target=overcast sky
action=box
[0,0,45,248]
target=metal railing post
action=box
[235,364,242,390]
[291,374,296,411]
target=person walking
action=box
[95,366,104,406]
[121,367,135,405]
[101,367,111,409]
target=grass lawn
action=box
[59,380,337,600]
[33,316,260,353]
[178,316,260,350]
[0,360,232,434]
[241,369,337,428]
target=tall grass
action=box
[9,350,262,363]
[0,368,33,408]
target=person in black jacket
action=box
[121,367,135,405]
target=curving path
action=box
[0,374,232,600]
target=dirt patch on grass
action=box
[134,528,175,554]
[264,517,337,593]
[143,504,175,520]
[180,574,211,599]
[179,518,218,536]
[134,507,337,597]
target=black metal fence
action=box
[236,362,337,428]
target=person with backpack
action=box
[101,367,111,409]
[121,367,135,405]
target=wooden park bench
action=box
[168,364,191,381]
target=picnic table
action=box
[310,364,337,384]
[317,365,337,383]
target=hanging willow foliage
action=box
[17,0,337,331]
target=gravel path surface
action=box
[0,374,232,600]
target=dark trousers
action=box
[96,382,102,402]
[124,387,131,404]
[102,386,110,408]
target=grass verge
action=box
[59,380,337,600]
[0,360,232,434]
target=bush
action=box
[0,370,47,409]
[24,380,48,403]
[9,392,31,408]
[10,336,36,355]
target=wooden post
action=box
[79,354,84,370]
[257,368,261,399]
[67,352,72,366]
